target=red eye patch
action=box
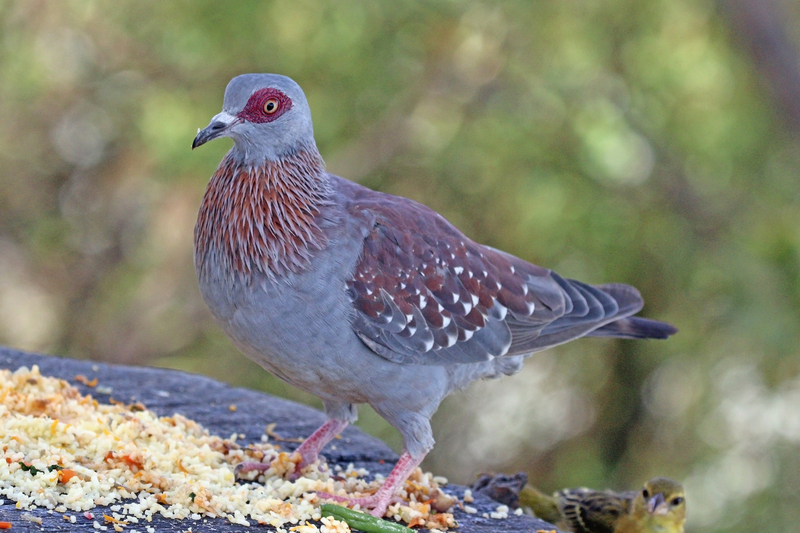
[238,88,292,123]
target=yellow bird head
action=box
[629,477,686,533]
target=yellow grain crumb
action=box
[0,365,455,529]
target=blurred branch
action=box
[718,0,800,131]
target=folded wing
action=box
[343,185,675,366]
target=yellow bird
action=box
[520,477,686,533]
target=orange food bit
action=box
[408,517,424,528]
[58,469,78,483]
[50,419,59,434]
[74,375,98,387]
[122,455,143,470]
[0,521,11,529]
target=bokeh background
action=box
[2,1,800,531]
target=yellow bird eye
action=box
[264,99,279,114]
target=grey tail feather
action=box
[596,283,644,316]
[587,316,677,339]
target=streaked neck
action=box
[195,147,331,282]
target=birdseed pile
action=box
[0,365,457,532]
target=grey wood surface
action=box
[0,348,558,532]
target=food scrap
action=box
[0,366,457,531]
[73,375,98,387]
[20,513,41,524]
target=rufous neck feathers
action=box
[194,148,331,281]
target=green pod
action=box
[320,503,414,533]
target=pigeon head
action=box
[192,74,316,164]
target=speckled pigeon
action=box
[191,73,676,517]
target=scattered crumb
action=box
[74,375,98,387]
[487,503,508,518]
[318,515,351,533]
[21,513,41,524]
[0,365,456,530]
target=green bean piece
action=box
[320,503,414,533]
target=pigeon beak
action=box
[647,493,668,515]
[192,111,240,149]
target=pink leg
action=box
[294,419,349,468]
[318,451,425,517]
[236,419,348,476]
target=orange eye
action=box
[263,99,279,114]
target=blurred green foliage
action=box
[1,1,800,531]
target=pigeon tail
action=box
[587,316,677,339]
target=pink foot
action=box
[316,451,424,517]
[235,461,271,475]
[236,420,349,480]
